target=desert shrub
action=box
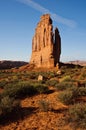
[58,90,74,105]
[79,68,86,80]
[55,82,75,91]
[38,80,45,84]
[1,81,49,98]
[32,83,49,94]
[0,72,7,78]
[12,75,18,80]
[79,73,86,80]
[2,82,37,98]
[82,81,86,87]
[0,80,7,89]
[9,79,20,84]
[67,86,79,97]
[46,80,58,87]
[78,87,86,96]
[38,99,50,112]
[39,71,57,80]
[28,72,38,79]
[68,103,86,129]
[48,71,56,78]
[60,75,71,82]
[0,96,20,116]
[58,87,79,105]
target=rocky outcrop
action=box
[30,14,61,68]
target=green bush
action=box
[68,103,86,129]
[60,75,71,82]
[27,72,39,79]
[0,80,7,89]
[55,82,75,91]
[1,81,49,99]
[79,71,86,80]
[48,72,56,78]
[46,80,58,87]
[78,87,86,96]
[0,96,20,116]
[38,71,57,80]
[38,99,50,112]
[38,80,45,84]
[58,87,79,105]
[58,86,86,105]
[67,86,79,98]
[33,83,49,94]
[2,82,37,98]
[58,90,74,105]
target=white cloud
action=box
[16,0,77,28]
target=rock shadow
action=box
[51,107,68,113]
[0,106,38,126]
[45,89,55,94]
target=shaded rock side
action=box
[30,14,61,68]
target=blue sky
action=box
[0,0,86,62]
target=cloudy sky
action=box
[0,0,86,62]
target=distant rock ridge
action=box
[0,60,28,69]
[67,60,86,66]
[30,14,61,68]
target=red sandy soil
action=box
[0,88,3,93]
[0,87,74,130]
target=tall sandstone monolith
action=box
[30,14,61,68]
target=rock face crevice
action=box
[30,14,61,68]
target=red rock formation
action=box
[30,14,61,68]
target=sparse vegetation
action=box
[46,79,58,87]
[1,81,49,99]
[68,103,86,129]
[60,75,71,82]
[38,99,50,112]
[58,89,74,105]
[58,85,86,105]
[0,80,7,89]
[55,82,75,91]
[0,65,86,129]
[0,96,20,117]
[33,83,49,94]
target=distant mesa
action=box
[30,14,61,68]
[67,60,86,66]
[0,60,28,70]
